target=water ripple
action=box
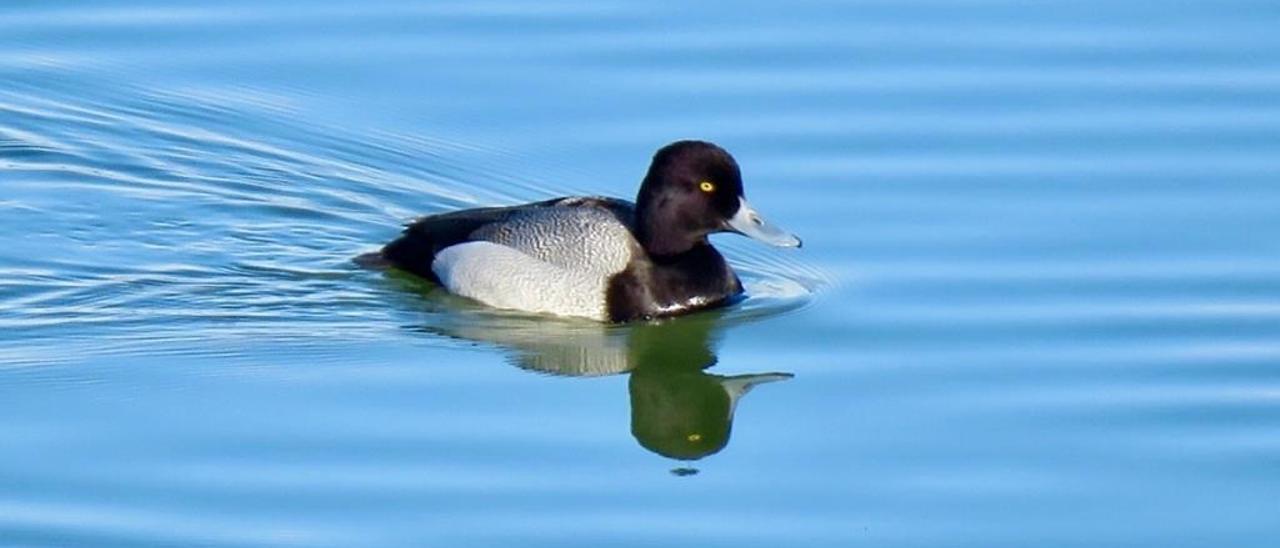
[0,79,824,368]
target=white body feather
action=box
[431,205,638,320]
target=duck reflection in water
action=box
[419,303,792,465]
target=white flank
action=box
[433,241,610,321]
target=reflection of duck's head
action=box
[630,363,791,461]
[621,313,795,461]
[416,305,792,461]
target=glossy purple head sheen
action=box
[635,141,801,256]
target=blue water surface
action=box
[2,1,1280,546]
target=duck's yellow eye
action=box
[687,433,702,442]
[698,181,715,193]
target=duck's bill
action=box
[726,197,802,248]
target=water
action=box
[3,1,1279,546]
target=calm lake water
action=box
[3,1,1280,546]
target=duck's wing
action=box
[379,202,527,281]
[468,198,639,275]
[380,197,641,320]
[433,200,641,321]
[379,197,574,280]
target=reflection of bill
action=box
[420,307,793,462]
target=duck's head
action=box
[635,140,802,256]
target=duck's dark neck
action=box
[637,227,702,257]
[645,239,715,267]
[635,188,702,257]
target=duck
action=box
[372,140,801,322]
